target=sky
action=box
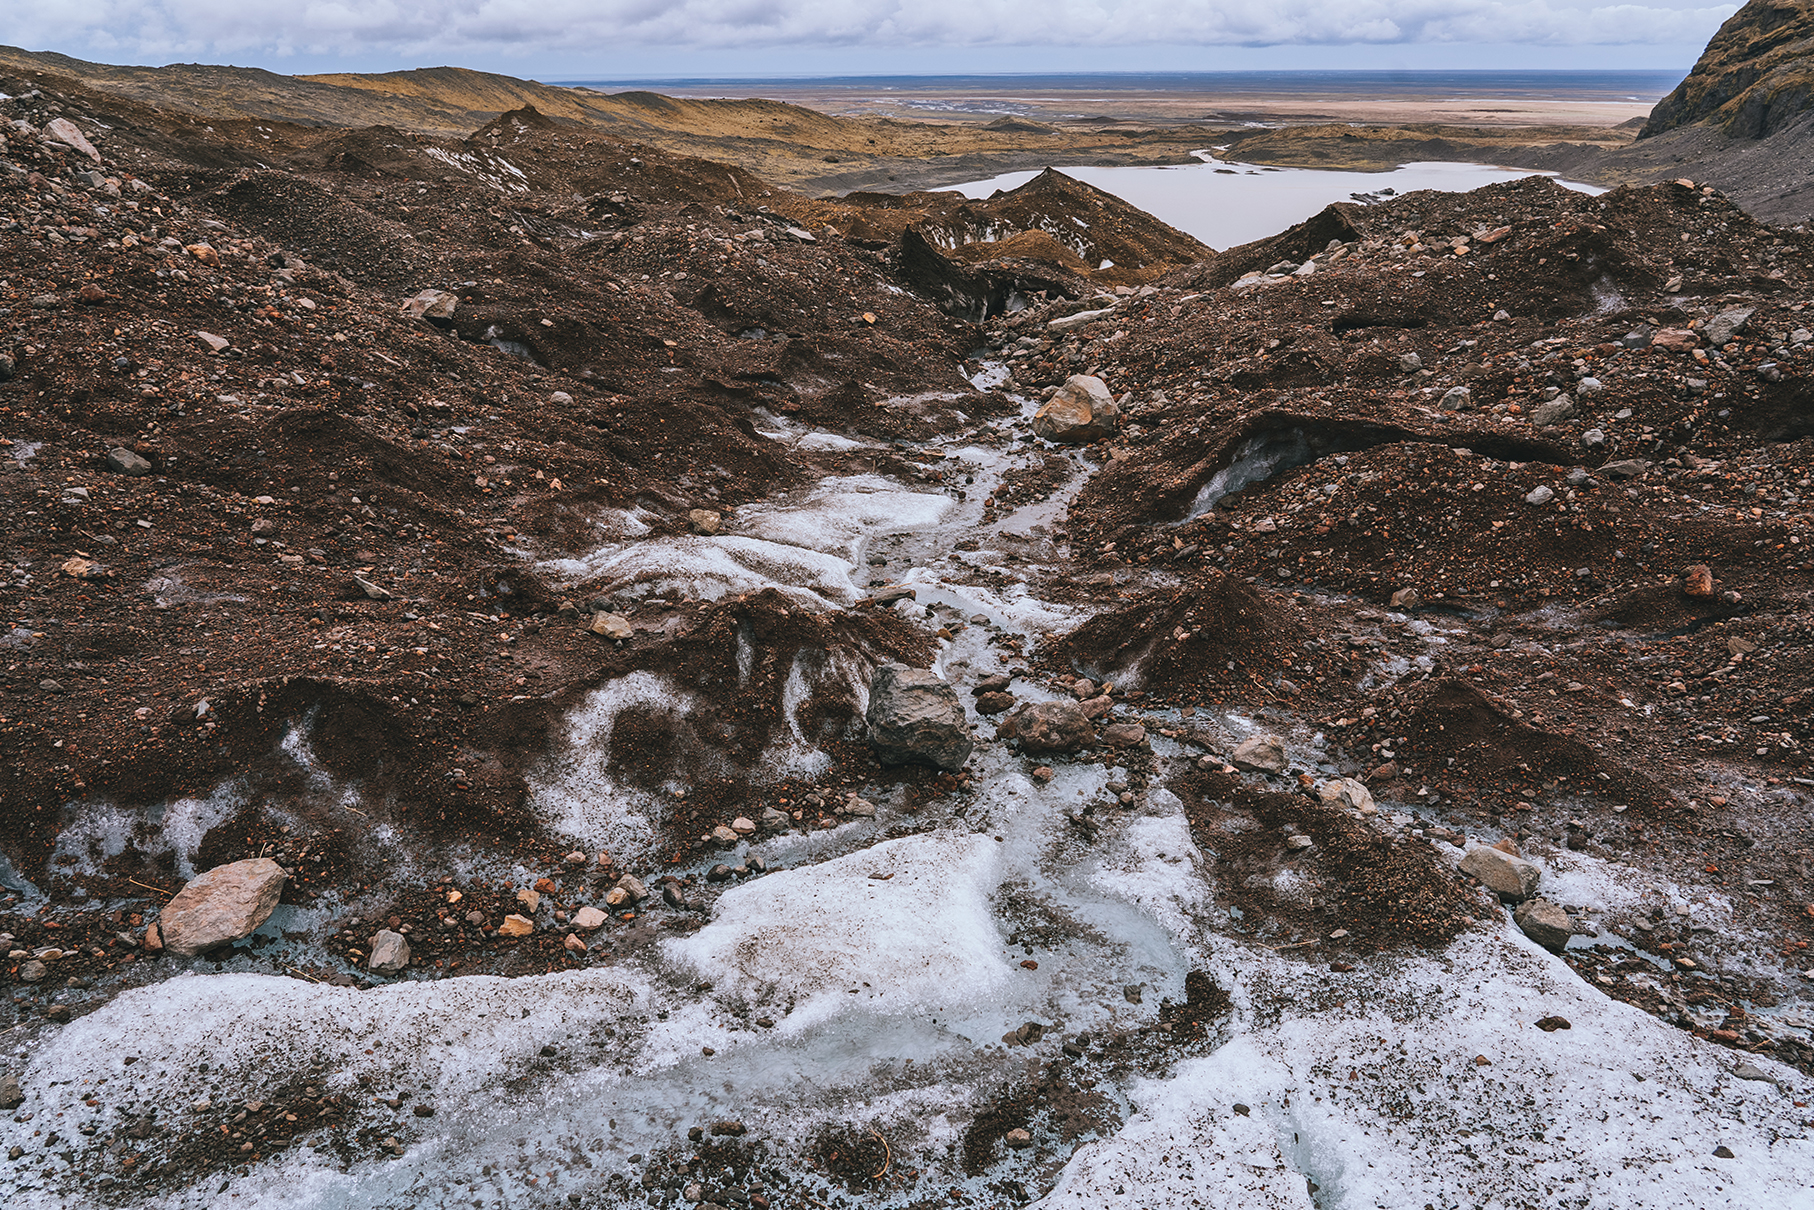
[0,0,1739,79]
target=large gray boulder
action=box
[1513,898,1573,952]
[1032,375,1119,443]
[367,929,411,975]
[106,447,153,476]
[996,700,1095,753]
[1529,395,1576,427]
[157,858,286,955]
[1231,735,1288,773]
[866,664,974,771]
[1459,846,1541,903]
[1704,307,1753,347]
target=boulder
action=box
[1032,375,1119,443]
[1100,722,1148,748]
[1231,735,1287,774]
[158,858,286,955]
[1651,328,1698,352]
[1047,308,1112,332]
[1704,307,1754,346]
[1530,395,1575,427]
[498,914,535,937]
[1458,846,1541,902]
[0,1071,22,1110]
[367,929,411,975]
[1513,898,1573,952]
[45,117,101,163]
[995,700,1095,753]
[401,289,459,322]
[866,664,974,770]
[573,906,608,931]
[1683,564,1715,598]
[1316,777,1376,814]
[105,447,152,476]
[588,612,633,640]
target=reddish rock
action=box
[157,859,286,956]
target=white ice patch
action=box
[587,506,656,543]
[1089,808,1208,943]
[1528,844,1661,915]
[894,566,1082,643]
[1038,928,1814,1210]
[548,533,862,608]
[738,475,954,564]
[665,830,1010,1030]
[544,475,953,609]
[420,145,530,193]
[528,671,693,857]
[51,773,281,882]
[2,967,647,1207]
[749,411,880,452]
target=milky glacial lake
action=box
[950,158,1604,250]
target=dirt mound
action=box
[1178,767,1487,950]
[799,168,1211,316]
[1049,573,1308,697]
[1389,678,1669,814]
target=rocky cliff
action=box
[1641,0,1814,138]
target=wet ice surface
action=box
[541,474,956,609]
[1045,931,1813,1210]
[11,752,1814,1209]
[9,376,1814,1208]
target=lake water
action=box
[948,159,1604,251]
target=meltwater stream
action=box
[6,370,1812,1210]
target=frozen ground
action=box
[5,376,1811,1210]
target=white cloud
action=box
[0,0,1738,64]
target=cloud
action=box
[0,0,1738,64]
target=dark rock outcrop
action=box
[866,664,974,770]
[1641,0,1814,139]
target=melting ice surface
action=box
[9,382,1813,1209]
[949,159,1604,250]
[541,474,955,609]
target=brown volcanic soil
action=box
[975,170,1814,1063]
[0,74,1001,897]
[2,53,1814,1204]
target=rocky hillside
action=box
[1642,0,1814,138]
[0,46,1213,194]
[0,56,1811,1210]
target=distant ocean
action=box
[556,70,1680,102]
